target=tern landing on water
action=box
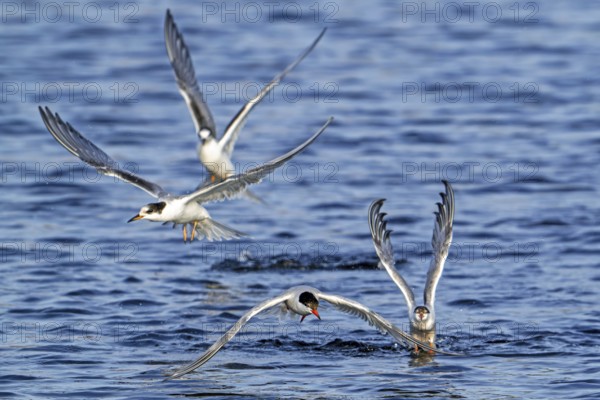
[368,181,455,351]
[165,9,326,197]
[166,285,454,379]
[39,106,333,242]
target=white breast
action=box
[198,140,235,179]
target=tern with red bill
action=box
[368,180,455,351]
[166,285,451,379]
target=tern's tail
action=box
[195,218,247,242]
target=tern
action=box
[39,106,333,242]
[165,9,326,196]
[368,181,455,351]
[167,285,447,379]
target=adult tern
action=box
[167,285,447,379]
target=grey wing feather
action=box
[166,292,292,379]
[39,106,166,198]
[220,28,327,156]
[368,199,416,313]
[424,180,455,308]
[183,117,333,205]
[317,293,444,354]
[165,9,217,137]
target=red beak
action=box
[300,309,320,322]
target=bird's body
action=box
[167,285,447,379]
[39,106,332,242]
[164,9,326,188]
[368,181,455,350]
[197,138,235,180]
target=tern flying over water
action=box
[368,181,455,351]
[167,285,448,379]
[39,106,332,242]
[165,9,326,195]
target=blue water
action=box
[1,0,599,398]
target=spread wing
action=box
[424,180,455,309]
[166,291,293,379]
[219,28,327,156]
[317,292,447,353]
[165,9,217,137]
[368,199,416,315]
[182,117,332,205]
[39,106,167,198]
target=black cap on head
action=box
[299,291,319,309]
[147,201,167,213]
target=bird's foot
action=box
[190,220,198,241]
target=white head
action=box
[198,129,212,144]
[128,201,167,223]
[414,306,431,323]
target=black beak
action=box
[128,214,143,223]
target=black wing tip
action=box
[165,9,174,24]
[316,27,328,41]
[164,8,181,44]
[441,180,454,197]
[39,106,64,128]
[368,198,387,216]
[439,180,455,220]
[162,375,175,382]
[38,105,49,122]
[39,105,53,118]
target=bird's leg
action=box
[182,224,187,243]
[210,175,216,183]
[190,220,198,241]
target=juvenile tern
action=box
[165,9,326,192]
[39,106,333,242]
[167,285,446,379]
[368,181,455,351]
